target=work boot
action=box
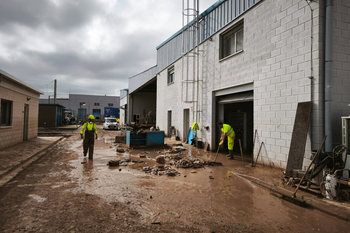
[228,150,234,160]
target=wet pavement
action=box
[0,126,350,232]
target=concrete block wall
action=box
[0,86,39,149]
[197,0,320,168]
[156,0,350,169]
[157,60,194,137]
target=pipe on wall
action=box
[325,0,334,152]
[305,0,314,149]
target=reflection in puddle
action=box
[94,137,115,147]
[188,150,192,157]
[82,159,94,175]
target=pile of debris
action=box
[174,158,207,168]
[108,158,145,167]
[164,146,187,154]
[142,165,180,176]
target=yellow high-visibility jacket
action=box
[80,122,98,134]
[221,124,235,137]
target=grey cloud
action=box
[0,0,102,32]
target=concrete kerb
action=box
[231,171,350,222]
[0,137,67,187]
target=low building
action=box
[0,69,42,149]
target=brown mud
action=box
[0,127,349,232]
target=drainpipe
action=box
[305,0,314,148]
[325,0,333,152]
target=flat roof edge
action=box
[0,69,43,94]
[156,0,226,50]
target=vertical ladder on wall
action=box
[181,0,202,128]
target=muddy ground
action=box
[0,127,349,232]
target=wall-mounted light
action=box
[27,97,31,101]
[208,37,213,41]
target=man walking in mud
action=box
[218,122,236,160]
[81,115,98,159]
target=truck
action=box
[104,107,119,118]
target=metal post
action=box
[54,79,57,104]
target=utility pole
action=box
[54,79,57,104]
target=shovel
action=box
[210,144,222,166]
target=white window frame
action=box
[167,66,174,85]
[220,21,244,60]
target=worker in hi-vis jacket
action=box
[218,122,236,160]
[80,115,98,159]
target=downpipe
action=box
[325,0,334,152]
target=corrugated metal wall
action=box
[157,0,262,72]
[129,0,262,94]
[128,65,158,93]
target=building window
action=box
[94,103,100,106]
[220,22,243,60]
[167,66,174,84]
[108,103,113,107]
[1,99,12,126]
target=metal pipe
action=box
[325,0,334,152]
[181,0,184,103]
[305,0,314,149]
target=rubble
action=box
[173,146,187,151]
[121,158,131,163]
[108,160,120,166]
[131,160,144,164]
[174,158,205,168]
[116,148,126,153]
[166,153,184,161]
[142,165,180,176]
[156,155,165,164]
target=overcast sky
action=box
[0,0,216,98]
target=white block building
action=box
[126,0,350,169]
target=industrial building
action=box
[40,94,120,120]
[125,0,350,169]
[0,69,42,149]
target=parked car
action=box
[103,117,119,130]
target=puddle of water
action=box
[94,137,115,147]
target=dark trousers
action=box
[83,130,95,159]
